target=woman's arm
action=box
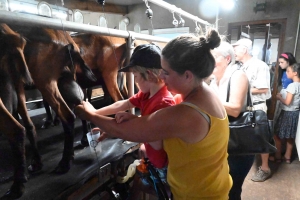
[251,88,269,95]
[75,102,208,144]
[223,71,248,117]
[94,99,134,116]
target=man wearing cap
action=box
[77,44,175,198]
[233,38,272,182]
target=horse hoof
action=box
[54,160,72,174]
[81,137,89,147]
[1,182,25,200]
[41,120,52,129]
[53,119,60,126]
[28,160,43,173]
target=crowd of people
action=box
[75,29,298,199]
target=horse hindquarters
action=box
[0,98,27,199]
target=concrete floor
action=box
[241,154,300,200]
[1,107,299,200]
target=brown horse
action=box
[0,23,42,199]
[72,33,128,100]
[9,24,96,174]
[70,34,128,144]
[42,34,167,146]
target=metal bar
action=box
[0,10,170,43]
[126,33,135,115]
[294,11,300,56]
[25,99,43,104]
[146,0,211,26]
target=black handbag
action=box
[226,75,277,155]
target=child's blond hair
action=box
[131,65,163,83]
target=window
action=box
[134,24,141,33]
[99,16,107,27]
[0,0,8,11]
[74,10,84,23]
[37,2,52,17]
[119,20,127,31]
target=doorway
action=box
[227,19,287,119]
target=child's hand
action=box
[115,111,138,123]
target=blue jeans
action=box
[140,167,168,186]
[228,154,255,200]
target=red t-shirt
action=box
[129,86,175,168]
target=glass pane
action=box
[38,3,52,17]
[74,11,83,23]
[119,21,126,31]
[0,0,8,11]
[99,16,107,27]
[229,27,239,44]
[134,24,140,33]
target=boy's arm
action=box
[95,99,134,116]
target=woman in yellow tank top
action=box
[75,29,232,199]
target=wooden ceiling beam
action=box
[44,0,128,15]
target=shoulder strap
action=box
[180,102,211,125]
[226,70,253,108]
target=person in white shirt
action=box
[232,38,271,182]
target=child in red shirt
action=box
[82,44,175,198]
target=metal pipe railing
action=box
[294,11,300,56]
[145,0,211,26]
[0,10,170,43]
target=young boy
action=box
[83,44,175,197]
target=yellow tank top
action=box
[163,102,232,200]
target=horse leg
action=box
[41,98,53,129]
[0,99,27,199]
[42,99,60,128]
[79,88,91,147]
[54,72,84,173]
[117,72,128,99]
[53,111,60,126]
[16,83,43,172]
[37,81,76,173]
[102,71,124,102]
[55,118,75,174]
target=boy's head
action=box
[119,44,162,82]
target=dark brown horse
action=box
[42,35,167,146]
[9,25,96,174]
[0,23,42,199]
[42,34,129,144]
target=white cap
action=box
[232,38,253,50]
